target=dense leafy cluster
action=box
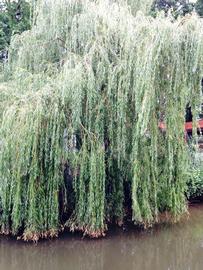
[0,0,31,58]
[196,0,203,16]
[0,0,203,241]
[187,146,203,200]
[152,0,195,17]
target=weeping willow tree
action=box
[0,0,203,241]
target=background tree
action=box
[152,0,195,17]
[196,0,203,16]
[0,0,31,60]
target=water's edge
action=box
[1,204,203,270]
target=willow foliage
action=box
[0,0,203,241]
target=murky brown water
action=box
[1,204,203,270]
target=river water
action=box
[1,204,203,270]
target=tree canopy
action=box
[0,0,203,241]
[152,0,195,17]
[0,0,31,57]
[196,0,203,16]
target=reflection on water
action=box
[1,205,203,270]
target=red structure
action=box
[158,119,203,133]
[159,118,203,149]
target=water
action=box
[1,204,203,270]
